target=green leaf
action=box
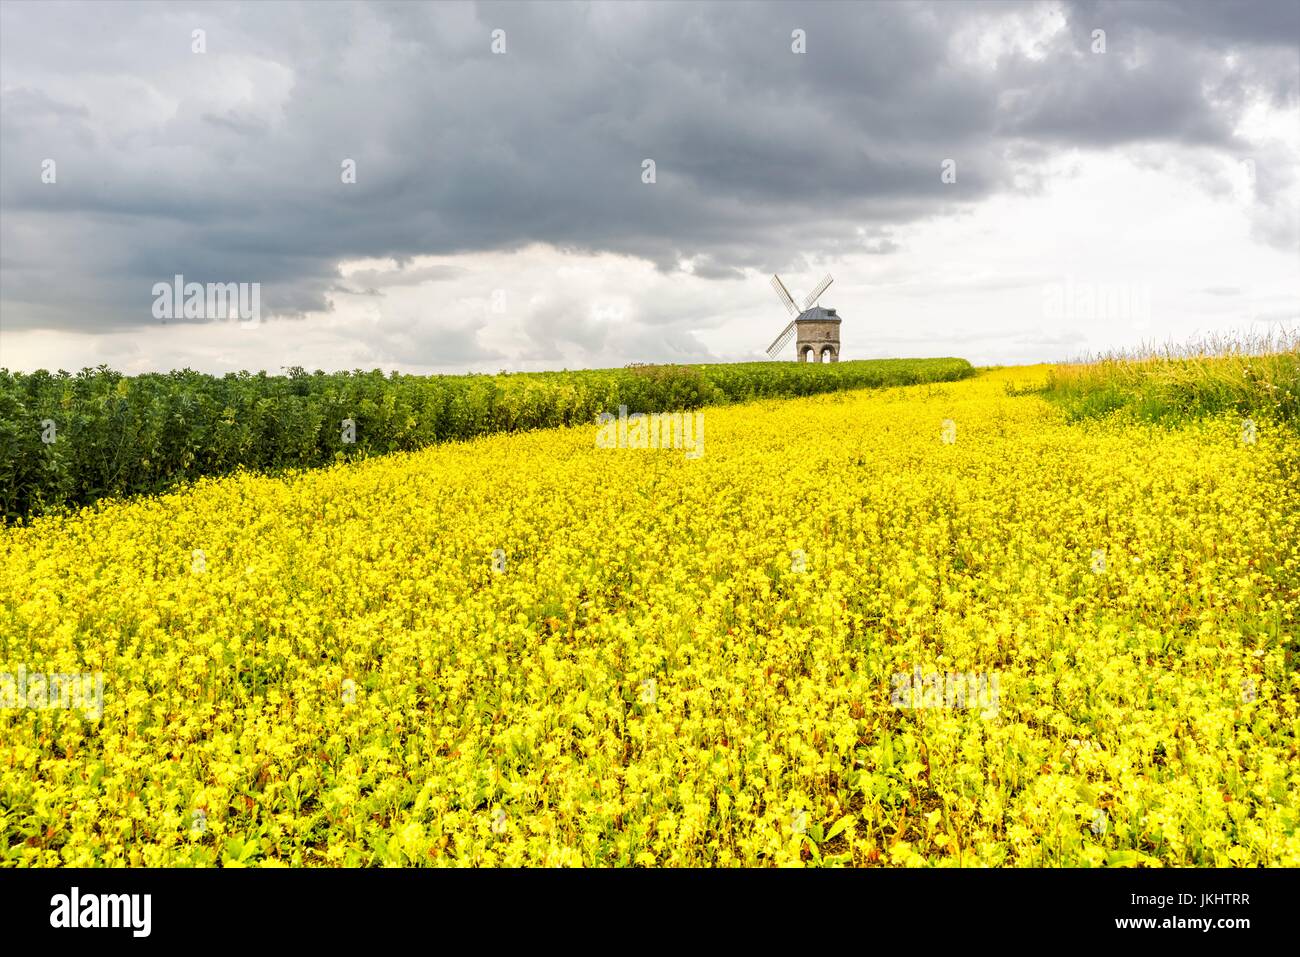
[825,814,856,842]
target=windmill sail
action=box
[802,274,833,310]
[766,320,797,358]
[770,275,798,317]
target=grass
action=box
[1040,330,1299,428]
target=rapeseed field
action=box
[2,365,1297,866]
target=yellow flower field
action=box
[2,366,1298,866]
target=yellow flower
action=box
[2,365,1296,866]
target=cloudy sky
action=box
[0,0,1296,374]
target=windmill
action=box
[765,273,842,362]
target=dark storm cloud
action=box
[1071,0,1300,51]
[0,0,1295,334]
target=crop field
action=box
[0,357,974,520]
[2,363,1298,867]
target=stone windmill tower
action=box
[765,274,841,362]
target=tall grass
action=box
[1042,329,1299,427]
